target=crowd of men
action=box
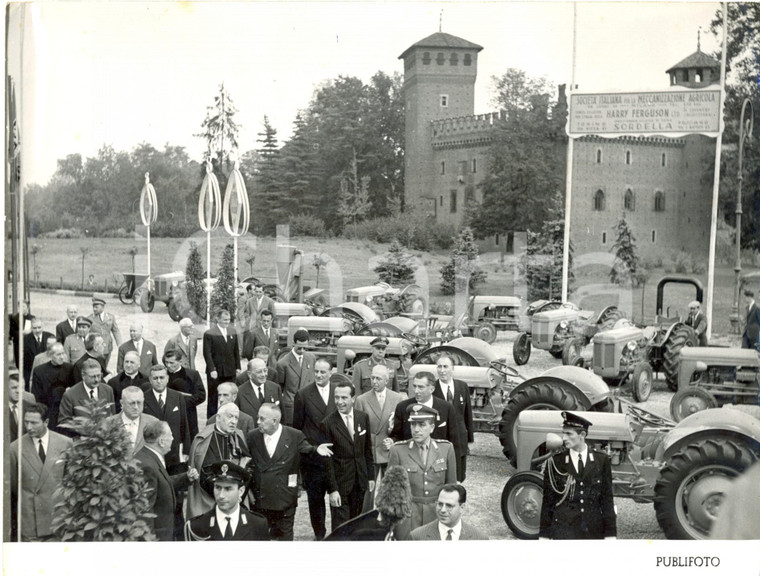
[7,293,487,542]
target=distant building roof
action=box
[399,32,483,60]
[666,50,720,73]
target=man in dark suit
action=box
[321,377,374,531]
[116,322,158,377]
[134,420,199,541]
[88,296,122,369]
[245,284,275,332]
[108,386,159,457]
[246,403,333,540]
[105,351,148,414]
[539,411,617,540]
[245,309,279,363]
[433,353,474,482]
[8,371,36,443]
[742,289,760,351]
[55,304,79,344]
[253,346,278,382]
[29,343,74,430]
[163,318,198,371]
[292,359,337,540]
[410,484,488,540]
[9,402,73,541]
[685,300,708,347]
[236,358,282,422]
[208,382,256,437]
[142,364,191,475]
[203,308,241,419]
[71,333,109,383]
[390,371,457,446]
[23,317,54,390]
[276,328,315,426]
[164,350,206,438]
[58,358,116,430]
[184,460,269,541]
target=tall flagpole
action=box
[561,3,577,302]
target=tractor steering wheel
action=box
[625,403,674,428]
[401,332,427,347]
[489,360,520,378]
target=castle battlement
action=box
[431,111,505,139]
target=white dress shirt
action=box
[569,446,589,472]
[36,430,50,455]
[264,424,283,457]
[121,412,140,445]
[440,380,454,400]
[317,384,330,405]
[84,385,98,400]
[216,506,240,536]
[375,390,386,407]
[438,520,462,540]
[342,410,355,436]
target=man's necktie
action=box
[89,389,95,400]
[265,329,269,339]
[224,516,233,539]
[136,341,142,356]
[257,386,264,404]
[265,435,274,457]
[158,393,164,411]
[420,444,428,465]
[446,385,453,403]
[346,414,353,440]
[38,440,46,464]
[577,453,584,476]
[445,528,453,541]
[10,403,17,424]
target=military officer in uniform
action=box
[88,297,122,369]
[387,404,456,530]
[352,337,399,394]
[184,460,269,541]
[539,411,616,540]
[63,316,91,364]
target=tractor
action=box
[670,347,760,422]
[453,295,522,344]
[501,405,760,539]
[344,282,427,319]
[511,299,563,365]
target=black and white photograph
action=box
[3,1,759,573]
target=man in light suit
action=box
[203,309,241,419]
[245,284,275,332]
[276,328,315,426]
[116,323,158,377]
[88,296,122,369]
[245,309,279,363]
[410,484,488,540]
[107,386,159,457]
[134,420,198,541]
[236,358,283,422]
[292,359,337,540]
[355,364,404,480]
[57,358,116,430]
[163,318,198,371]
[433,353,474,482]
[208,382,257,437]
[685,300,708,347]
[321,378,374,530]
[55,304,78,344]
[9,402,73,540]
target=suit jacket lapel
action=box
[367,393,383,421]
[255,432,273,468]
[334,412,354,446]
[22,436,44,479]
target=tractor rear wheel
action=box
[167,298,182,322]
[475,321,497,344]
[662,325,697,391]
[513,333,531,365]
[501,471,544,539]
[499,380,590,466]
[598,307,625,331]
[669,387,717,422]
[631,362,654,402]
[139,290,155,313]
[654,438,758,539]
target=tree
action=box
[610,216,639,286]
[210,243,237,320]
[440,227,487,296]
[184,241,207,321]
[51,400,155,541]
[469,72,567,238]
[196,83,240,175]
[248,115,286,234]
[337,147,371,235]
[374,240,417,285]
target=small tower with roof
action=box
[399,31,483,211]
[665,30,720,88]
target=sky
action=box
[6,1,722,187]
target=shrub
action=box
[429,301,453,315]
[100,228,131,238]
[374,240,418,285]
[440,227,488,295]
[40,227,83,239]
[210,243,237,320]
[52,399,155,541]
[670,250,706,274]
[344,211,453,251]
[288,213,327,237]
[609,217,639,286]
[184,241,207,320]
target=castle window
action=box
[464,53,472,66]
[661,152,667,167]
[439,195,443,207]
[654,191,665,212]
[449,53,458,66]
[652,230,656,243]
[593,189,605,211]
[625,150,632,165]
[422,52,431,65]
[696,69,702,82]
[495,233,500,246]
[596,149,603,164]
[465,185,475,204]
[472,158,477,173]
[601,231,607,245]
[440,95,448,108]
[624,188,635,211]
[440,161,445,175]
[450,190,457,213]
[436,52,445,65]
[458,160,467,181]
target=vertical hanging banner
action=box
[222,157,250,290]
[140,172,158,281]
[198,160,221,324]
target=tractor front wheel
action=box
[562,338,584,366]
[513,333,531,366]
[501,471,544,539]
[670,387,717,422]
[631,362,654,402]
[475,321,497,344]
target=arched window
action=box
[624,189,635,211]
[654,191,665,212]
[596,149,603,164]
[593,189,605,211]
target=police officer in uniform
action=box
[539,411,616,540]
[184,460,269,541]
[88,297,122,369]
[387,404,457,530]
[352,337,398,394]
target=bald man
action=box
[236,358,282,422]
[163,318,198,371]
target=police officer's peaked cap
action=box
[407,403,438,421]
[561,411,592,432]
[76,316,93,327]
[293,328,310,343]
[208,460,249,485]
[329,373,352,387]
[370,336,389,348]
